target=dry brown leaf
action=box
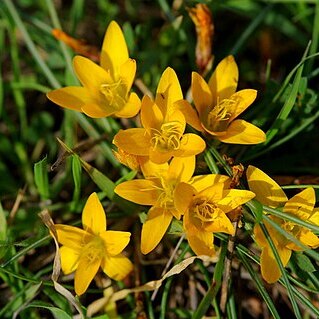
[86,254,217,316]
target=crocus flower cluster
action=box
[47,20,319,295]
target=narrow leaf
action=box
[34,156,50,200]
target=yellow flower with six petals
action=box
[115,156,196,254]
[178,55,266,144]
[247,165,319,283]
[47,21,141,118]
[113,67,206,164]
[174,181,255,256]
[54,192,133,295]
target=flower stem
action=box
[220,220,239,317]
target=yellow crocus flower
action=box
[54,193,133,295]
[115,156,196,254]
[177,55,266,144]
[247,165,319,283]
[115,156,230,254]
[174,181,255,256]
[47,21,140,118]
[113,67,206,164]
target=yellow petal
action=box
[284,187,315,220]
[141,95,163,132]
[277,245,292,267]
[100,231,131,256]
[186,230,215,256]
[174,133,206,157]
[140,158,168,178]
[119,58,136,93]
[174,182,196,216]
[149,149,174,164]
[228,89,257,121]
[166,108,187,127]
[190,174,231,193]
[60,246,80,275]
[309,208,319,225]
[73,56,110,93]
[141,207,173,254]
[75,254,101,295]
[100,20,129,78]
[114,179,160,205]
[260,247,281,283]
[204,210,235,235]
[101,253,133,281]
[246,165,288,208]
[218,189,255,213]
[55,224,92,250]
[82,102,115,118]
[47,86,88,111]
[155,67,183,114]
[191,72,213,118]
[298,229,319,248]
[114,92,141,118]
[82,192,106,234]
[217,119,266,144]
[174,99,203,132]
[113,128,150,156]
[253,224,268,248]
[208,55,238,104]
[168,156,195,182]
[197,183,225,203]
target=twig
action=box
[220,220,239,317]
[8,185,27,225]
[151,234,185,301]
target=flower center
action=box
[81,236,105,263]
[206,98,233,132]
[150,121,183,152]
[282,221,300,236]
[100,80,126,111]
[192,198,219,224]
[155,176,175,209]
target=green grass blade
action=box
[304,1,319,74]
[44,0,74,78]
[191,242,227,319]
[230,4,273,55]
[0,282,42,318]
[259,223,302,319]
[70,155,82,211]
[204,150,220,174]
[264,42,310,145]
[69,0,85,34]
[34,156,50,200]
[289,285,319,318]
[25,301,72,319]
[243,108,319,161]
[3,0,60,89]
[236,248,281,319]
[263,205,319,234]
[160,244,190,319]
[1,236,50,268]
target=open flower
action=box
[175,181,255,256]
[177,56,266,144]
[247,165,319,283]
[113,67,206,164]
[115,156,196,254]
[115,156,231,254]
[54,193,133,295]
[47,21,140,118]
